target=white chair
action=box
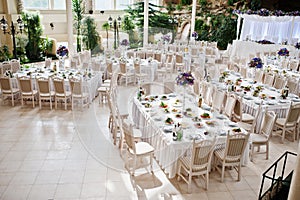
[164,81,175,94]
[237,101,262,133]
[52,77,71,110]
[118,62,134,86]
[289,59,299,71]
[223,93,236,120]
[45,57,52,68]
[175,54,184,72]
[250,111,277,161]
[123,121,154,176]
[134,62,147,84]
[273,75,286,90]
[69,77,89,110]
[36,77,55,109]
[211,89,225,113]
[214,133,249,182]
[10,59,20,73]
[286,77,299,95]
[1,61,11,75]
[254,69,264,83]
[18,76,38,108]
[232,96,256,123]
[273,102,300,143]
[0,77,20,106]
[177,139,216,192]
[263,73,275,87]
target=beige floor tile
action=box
[27,184,57,200]
[1,184,32,200]
[59,170,85,184]
[19,160,45,172]
[35,170,62,184]
[10,171,38,185]
[206,191,234,200]
[229,189,258,200]
[0,173,14,186]
[54,183,82,199]
[80,182,106,199]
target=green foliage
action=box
[166,3,176,14]
[72,0,85,52]
[22,11,43,61]
[176,4,182,10]
[40,36,53,57]
[122,15,136,47]
[0,45,11,61]
[250,0,261,10]
[211,15,237,50]
[82,16,101,54]
[102,22,110,49]
[199,0,207,7]
[181,0,192,6]
[194,19,210,41]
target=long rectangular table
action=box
[132,90,249,178]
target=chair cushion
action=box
[180,157,207,172]
[237,121,252,132]
[97,86,109,92]
[242,113,255,121]
[276,118,296,127]
[134,142,154,155]
[250,133,268,144]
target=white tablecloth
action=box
[132,92,249,178]
[230,40,297,59]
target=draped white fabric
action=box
[239,14,300,44]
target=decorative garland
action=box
[233,9,300,17]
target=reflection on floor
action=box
[0,85,298,200]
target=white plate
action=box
[292,98,300,102]
[188,134,202,140]
[244,96,253,100]
[216,115,226,120]
[279,99,289,103]
[228,122,237,127]
[267,101,275,105]
[172,103,183,107]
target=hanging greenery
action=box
[22,11,43,61]
[82,16,101,55]
[102,22,110,49]
[121,15,136,48]
[72,0,85,52]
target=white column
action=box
[143,0,149,47]
[288,143,300,200]
[190,0,197,40]
[66,0,75,54]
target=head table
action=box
[132,88,249,178]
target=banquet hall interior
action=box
[1,0,300,199]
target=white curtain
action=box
[239,14,299,44]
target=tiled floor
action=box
[0,85,298,200]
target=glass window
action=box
[149,0,159,6]
[116,0,133,10]
[53,0,66,10]
[24,0,49,9]
[95,0,114,10]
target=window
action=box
[116,0,133,10]
[53,0,66,10]
[95,0,114,10]
[24,0,49,9]
[23,0,66,10]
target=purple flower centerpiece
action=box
[120,39,129,46]
[161,34,171,44]
[56,45,68,57]
[278,48,289,57]
[295,42,300,49]
[176,72,195,86]
[249,57,263,68]
[191,31,198,39]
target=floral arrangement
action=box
[176,72,194,86]
[161,34,171,43]
[295,42,300,49]
[191,31,198,39]
[56,45,68,57]
[120,39,129,46]
[257,40,274,44]
[249,57,263,68]
[278,48,289,56]
[233,9,300,17]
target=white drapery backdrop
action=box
[237,14,300,45]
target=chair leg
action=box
[206,171,209,190]
[238,164,241,181]
[266,143,269,160]
[221,164,225,182]
[32,95,35,108]
[12,95,14,106]
[150,153,153,173]
[188,173,192,193]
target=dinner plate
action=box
[244,96,253,100]
[202,105,211,111]
[279,99,289,104]
[228,122,237,127]
[292,98,300,102]
[163,126,173,133]
[172,102,183,107]
[188,134,202,140]
[216,115,226,120]
[267,101,276,105]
